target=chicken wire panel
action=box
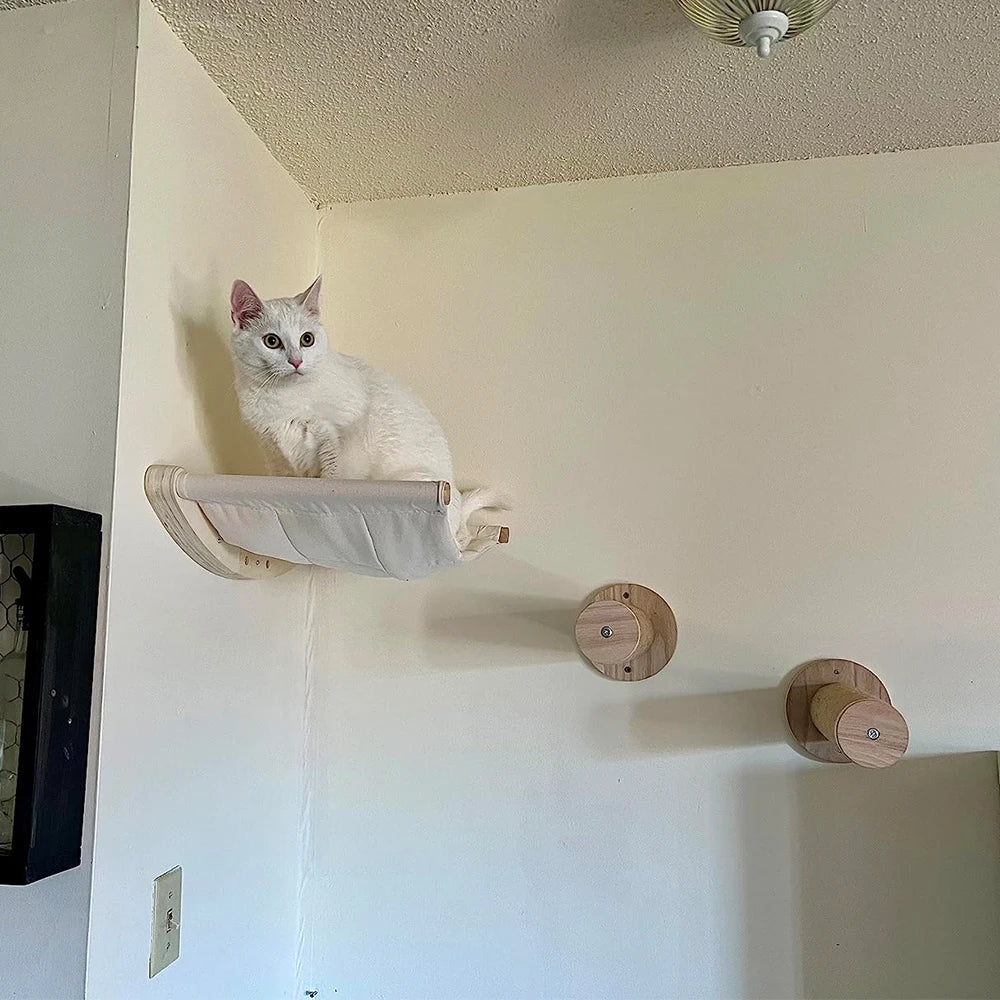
[0,533,32,851]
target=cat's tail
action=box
[455,487,512,561]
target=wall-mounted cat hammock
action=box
[144,465,508,581]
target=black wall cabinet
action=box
[0,505,101,884]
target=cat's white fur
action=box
[228,276,503,553]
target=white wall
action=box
[310,143,1000,998]
[87,3,316,997]
[0,2,137,996]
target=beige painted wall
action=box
[0,1,137,996]
[310,143,1000,998]
[86,3,315,996]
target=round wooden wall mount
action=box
[785,659,909,768]
[575,583,677,681]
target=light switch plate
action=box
[149,866,181,978]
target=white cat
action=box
[228,276,504,554]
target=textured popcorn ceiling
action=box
[8,0,1000,203]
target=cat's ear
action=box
[231,280,263,329]
[294,275,322,317]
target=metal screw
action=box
[867,728,880,740]
[600,626,613,638]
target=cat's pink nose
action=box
[290,359,302,369]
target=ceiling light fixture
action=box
[673,0,841,59]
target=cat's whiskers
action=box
[244,369,282,406]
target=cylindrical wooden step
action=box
[785,659,909,767]
[574,584,677,682]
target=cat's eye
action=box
[262,333,282,349]
[300,332,315,347]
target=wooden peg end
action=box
[574,583,676,682]
[786,660,908,767]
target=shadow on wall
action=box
[170,270,264,475]
[0,472,77,508]
[585,687,784,756]
[741,751,1000,1000]
[561,0,693,49]
[422,557,583,669]
[583,624,793,757]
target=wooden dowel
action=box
[809,683,868,743]
[810,682,908,769]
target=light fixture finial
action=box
[673,1,840,59]
[738,11,789,58]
